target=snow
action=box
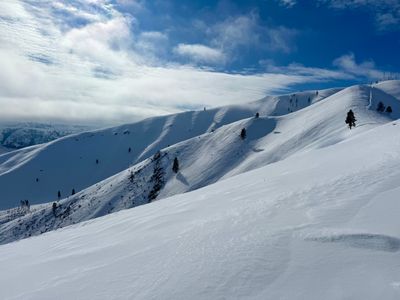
[1,118,400,299]
[0,122,91,150]
[1,82,400,245]
[0,87,340,209]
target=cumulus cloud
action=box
[174,44,226,64]
[332,53,384,79]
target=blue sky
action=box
[0,0,399,124]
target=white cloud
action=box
[0,0,394,126]
[263,53,396,82]
[209,14,298,55]
[319,0,400,30]
[278,0,297,8]
[174,44,226,64]
[332,53,384,79]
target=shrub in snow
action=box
[386,106,393,113]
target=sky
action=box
[0,0,399,125]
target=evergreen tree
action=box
[172,157,180,173]
[57,190,61,199]
[240,128,247,140]
[377,101,385,112]
[128,147,131,153]
[255,112,259,118]
[52,202,57,216]
[345,109,357,129]
[96,159,99,164]
[386,106,393,113]
[71,188,75,195]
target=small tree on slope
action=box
[345,110,356,129]
[377,101,385,112]
[240,128,247,140]
[172,157,180,173]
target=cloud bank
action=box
[0,0,395,125]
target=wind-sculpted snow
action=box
[306,232,400,252]
[1,120,400,299]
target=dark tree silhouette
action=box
[52,202,57,216]
[240,128,247,140]
[255,112,259,118]
[71,188,75,195]
[386,106,393,113]
[96,159,99,164]
[172,157,180,173]
[57,190,61,199]
[345,109,357,129]
[128,147,131,153]
[377,101,385,112]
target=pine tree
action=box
[71,188,75,195]
[172,157,179,173]
[57,190,61,199]
[128,147,131,153]
[377,101,385,112]
[255,112,259,118]
[345,109,357,129]
[240,128,247,140]
[386,106,393,113]
[52,202,57,216]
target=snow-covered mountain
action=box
[0,87,340,209]
[0,122,92,152]
[1,81,400,245]
[1,110,400,299]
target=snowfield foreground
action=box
[1,120,400,299]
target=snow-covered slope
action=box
[1,119,400,299]
[0,87,341,210]
[0,122,91,150]
[1,81,399,244]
